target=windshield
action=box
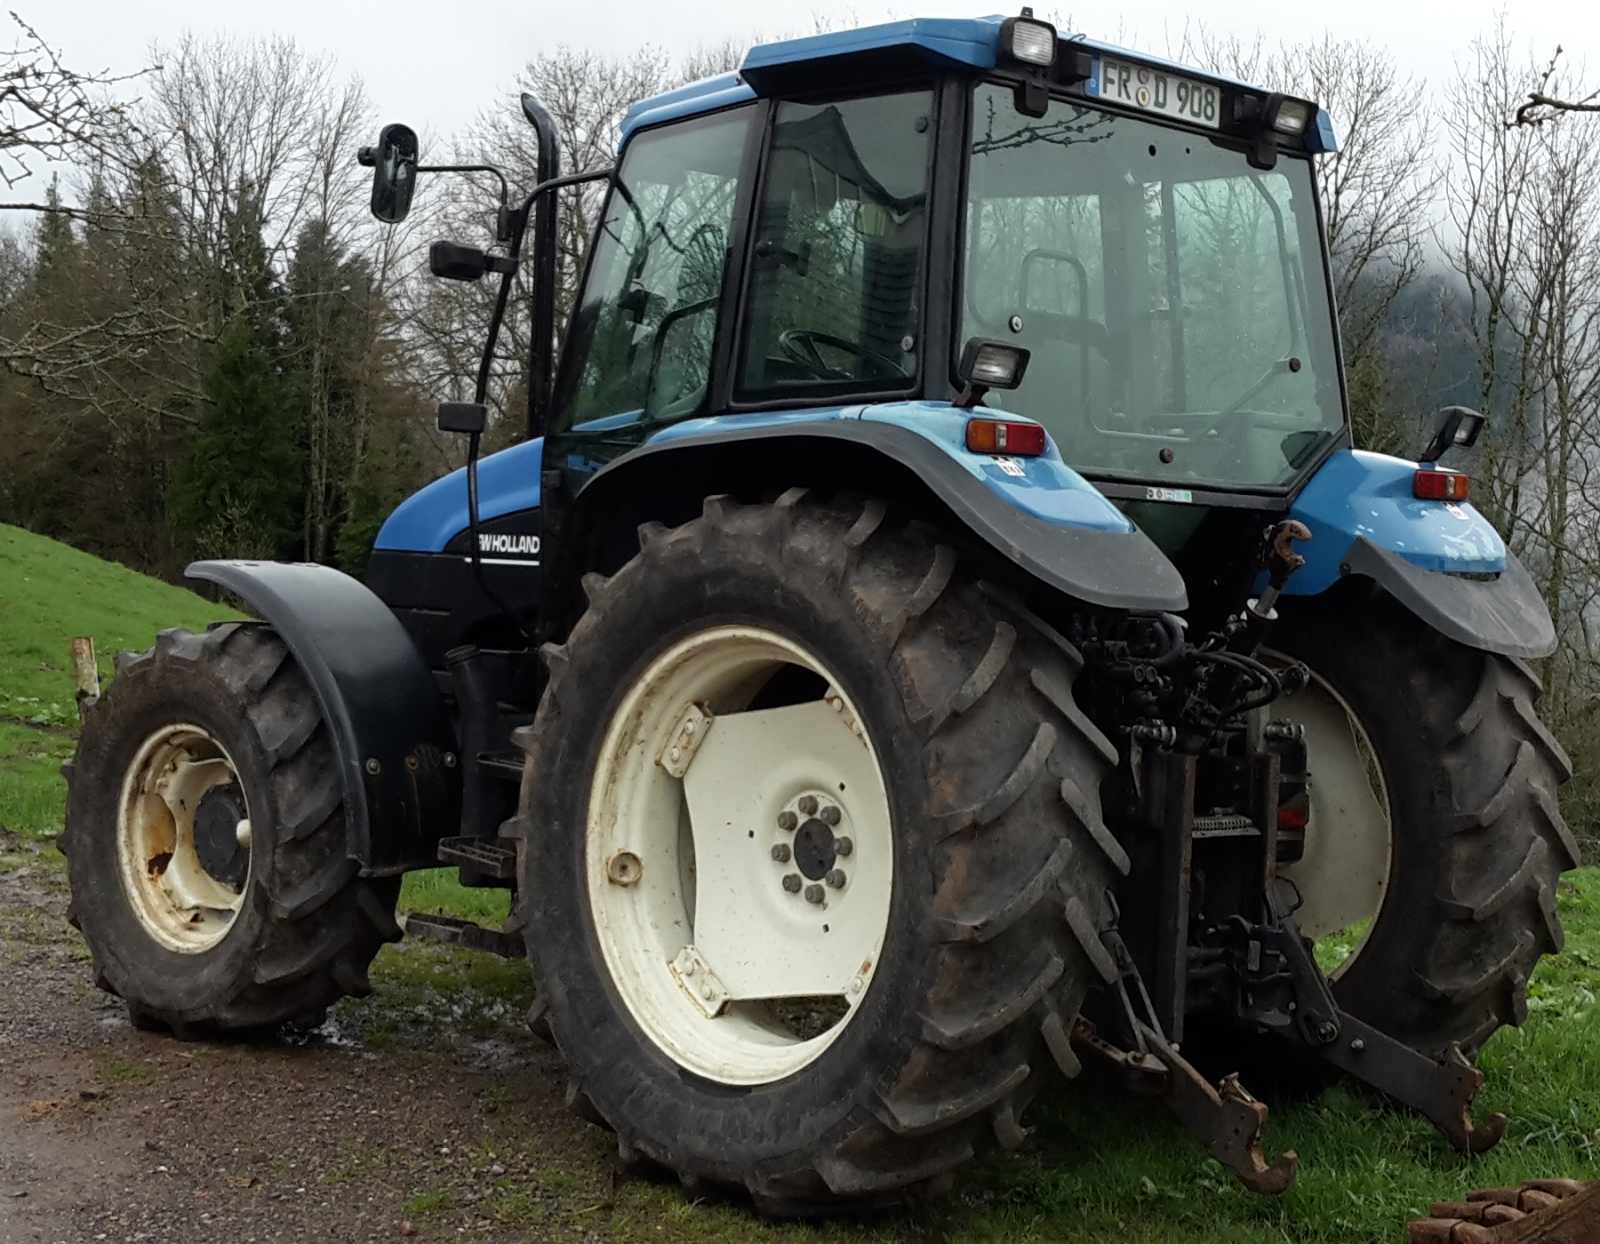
[962,83,1343,490]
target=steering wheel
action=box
[777,329,906,382]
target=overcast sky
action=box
[21,0,1600,178]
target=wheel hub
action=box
[776,791,853,896]
[193,784,249,884]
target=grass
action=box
[0,523,235,841]
[1,518,1597,1242]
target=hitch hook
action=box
[1070,1016,1299,1196]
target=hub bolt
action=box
[834,836,853,857]
[804,884,825,904]
[820,805,841,826]
[825,869,846,889]
[782,874,802,893]
[777,810,798,832]
[606,851,643,886]
[770,843,791,863]
[798,795,818,816]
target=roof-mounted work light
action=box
[1000,13,1057,67]
[1242,92,1320,169]
[1263,94,1314,137]
[1000,10,1057,117]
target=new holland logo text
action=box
[479,533,540,555]
[473,533,540,564]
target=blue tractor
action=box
[63,13,1576,1209]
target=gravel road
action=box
[0,832,832,1244]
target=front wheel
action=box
[517,493,1126,1211]
[1268,584,1576,1059]
[63,624,403,1034]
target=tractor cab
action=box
[543,14,1346,541]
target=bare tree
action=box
[1444,22,1600,831]
[0,14,145,203]
[1512,46,1600,127]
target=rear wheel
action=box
[517,492,1126,1210]
[63,623,402,1034]
[1268,586,1576,1059]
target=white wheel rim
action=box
[586,625,894,1085]
[116,723,251,953]
[1265,651,1393,979]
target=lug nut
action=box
[782,874,802,893]
[825,869,846,889]
[606,851,643,886]
[777,810,798,832]
[798,794,818,816]
[834,836,853,857]
[804,884,825,904]
[819,805,840,826]
[770,844,791,863]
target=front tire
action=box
[63,623,402,1034]
[517,492,1126,1210]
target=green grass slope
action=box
[0,523,236,839]
[0,522,490,914]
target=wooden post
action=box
[70,637,99,715]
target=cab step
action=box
[403,912,523,958]
[437,835,518,879]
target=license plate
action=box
[1089,57,1220,129]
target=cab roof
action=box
[618,15,1339,153]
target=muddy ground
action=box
[0,833,921,1244]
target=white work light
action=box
[1264,94,1314,137]
[1001,14,1057,68]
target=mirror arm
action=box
[417,162,513,241]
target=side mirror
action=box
[358,123,419,224]
[429,240,518,283]
[1419,406,1485,463]
[437,402,488,435]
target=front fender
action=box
[186,560,460,875]
[1283,449,1554,659]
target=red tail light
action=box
[966,418,1047,457]
[1413,468,1469,501]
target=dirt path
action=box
[0,836,876,1244]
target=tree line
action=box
[1,16,1597,840]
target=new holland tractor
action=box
[61,13,1577,1210]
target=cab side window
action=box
[550,107,754,434]
[737,91,934,400]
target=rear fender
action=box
[543,416,1188,638]
[186,560,461,875]
[1281,449,1554,659]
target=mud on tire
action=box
[62,623,402,1035]
[517,491,1128,1211]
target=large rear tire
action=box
[62,623,402,1034]
[517,492,1126,1211]
[1270,584,1576,1059]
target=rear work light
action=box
[1000,15,1057,67]
[1413,468,1469,502]
[967,418,1047,457]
